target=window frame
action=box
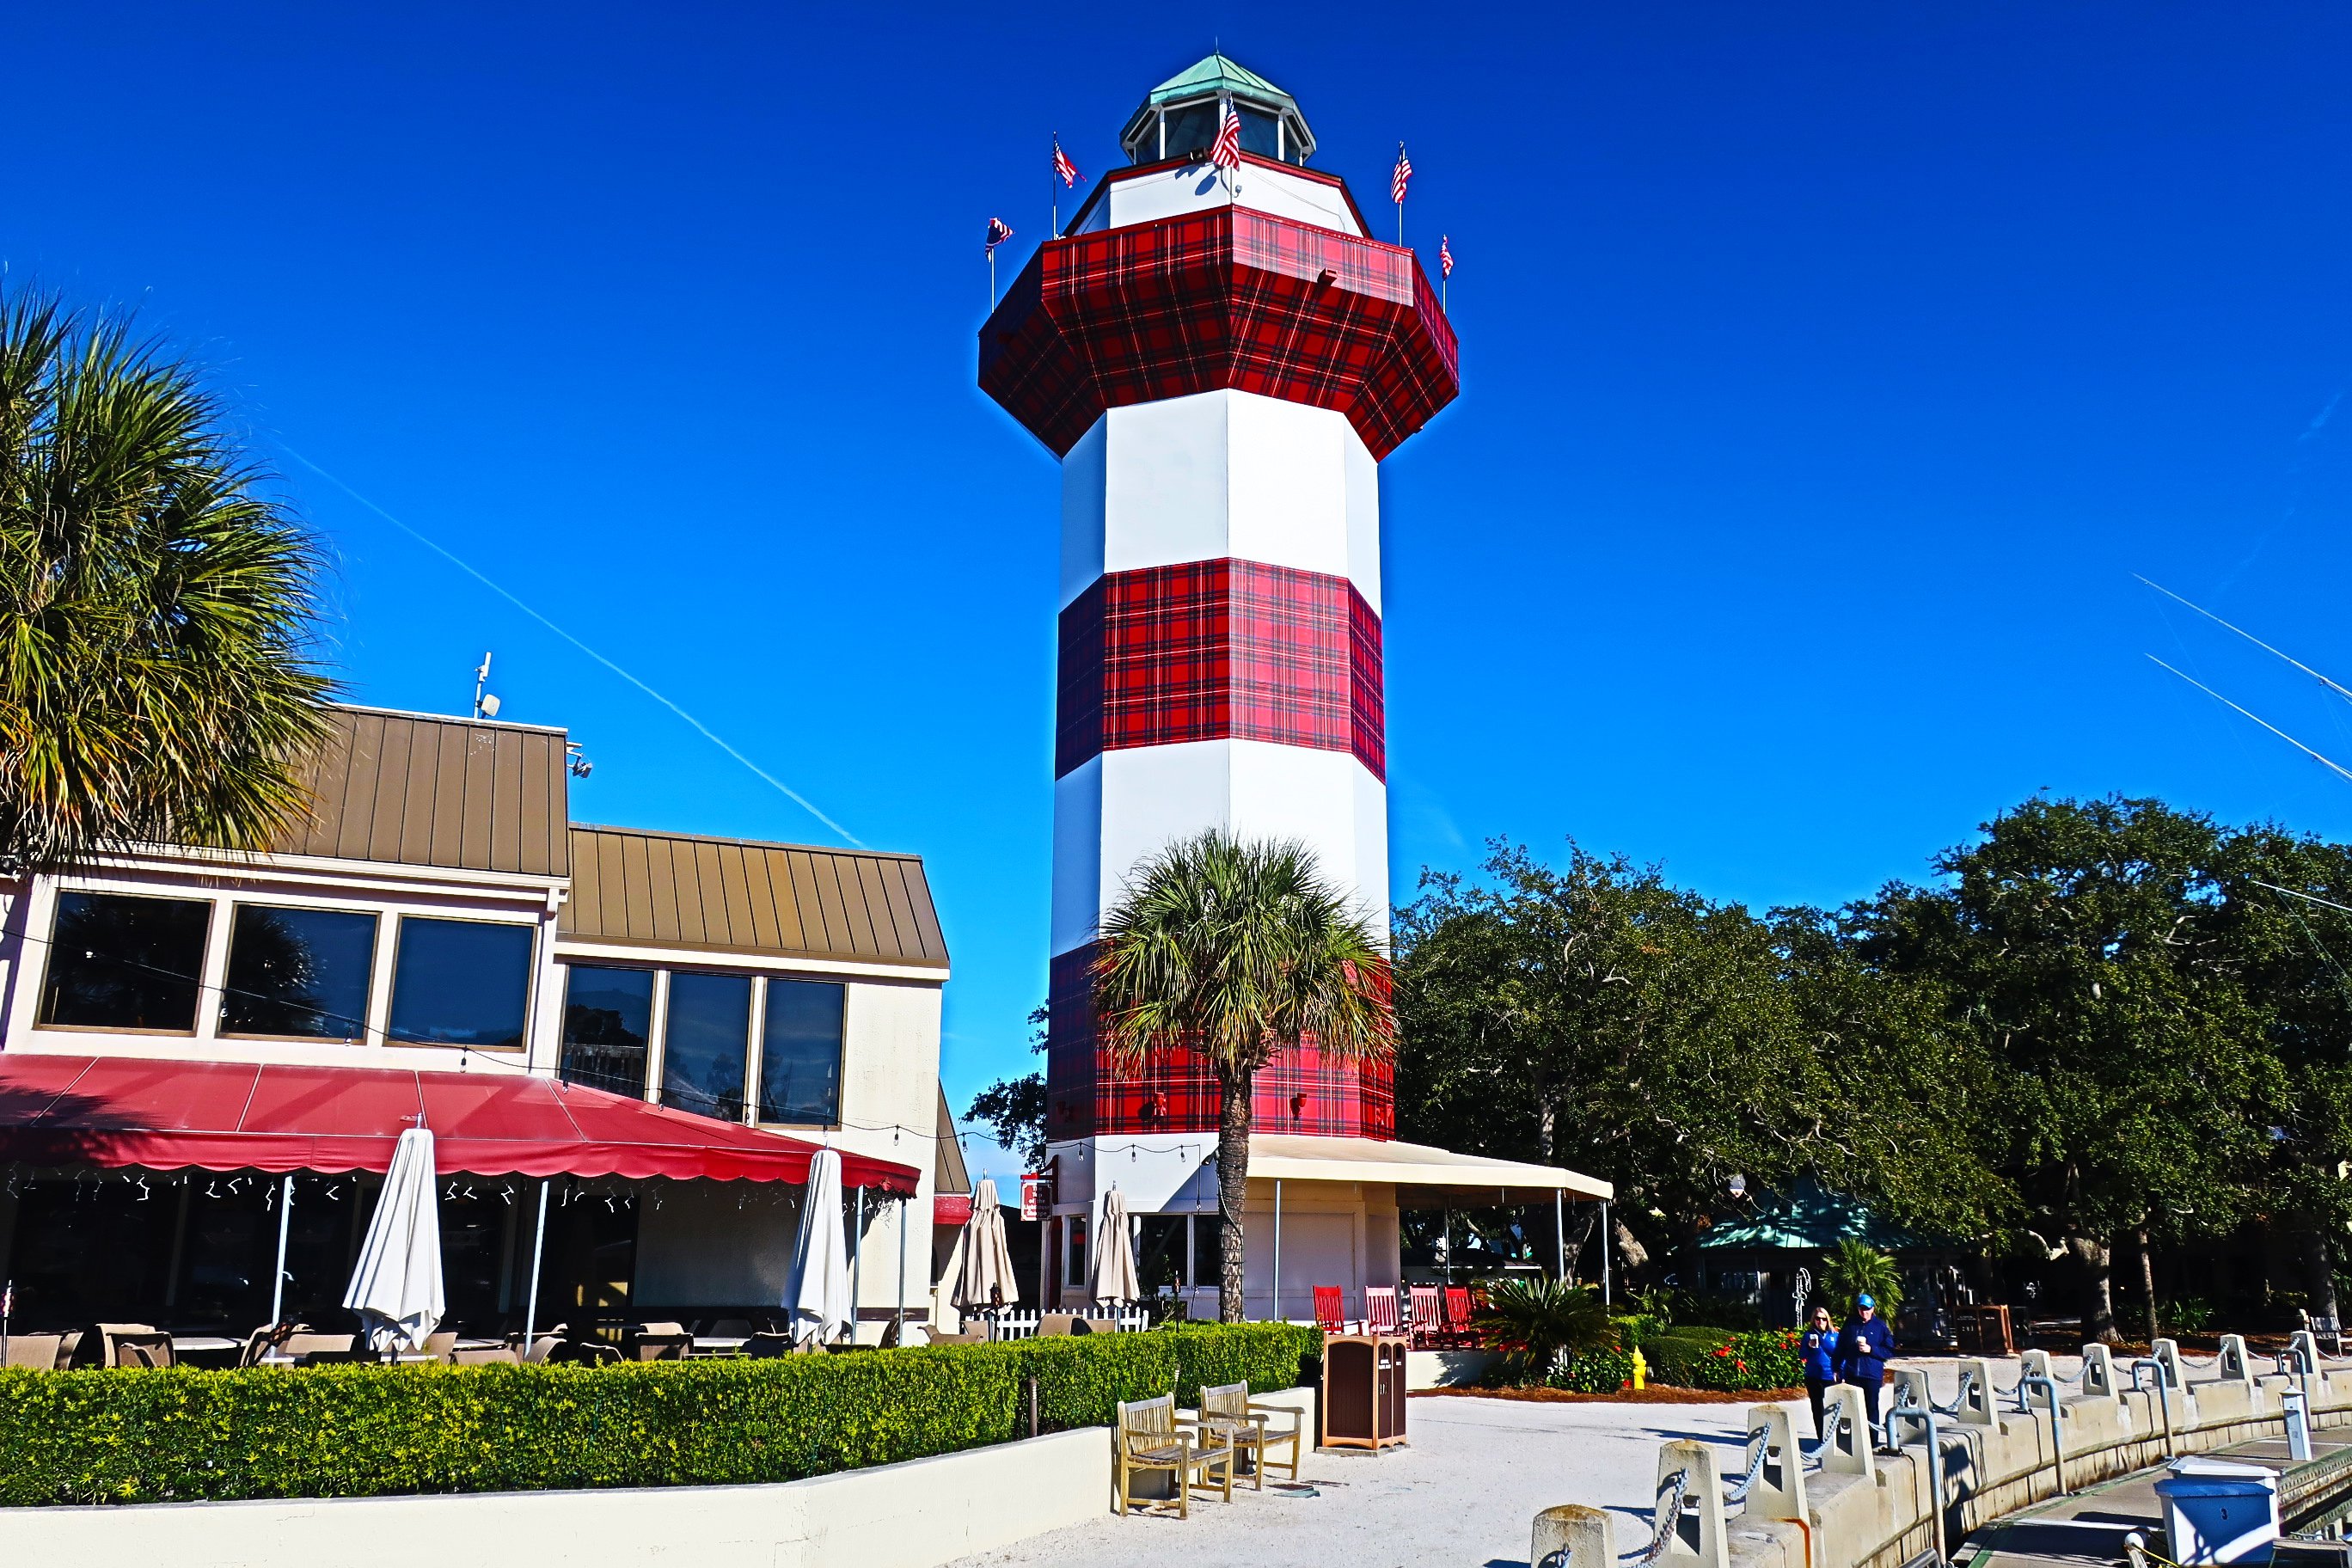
[557,960,660,1099]
[383,912,539,1053]
[657,967,755,1124]
[34,889,215,1037]
[215,902,381,1044]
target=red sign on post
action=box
[1020,1173,1050,1222]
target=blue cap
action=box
[1857,1294,1876,1308]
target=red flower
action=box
[1736,1361,1748,1372]
[1713,1345,1730,1357]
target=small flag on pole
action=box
[1053,138,1081,189]
[984,217,1014,255]
[1440,236,1454,278]
[1391,144,1412,205]
[1210,100,1243,172]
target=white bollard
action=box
[1533,1504,1616,1568]
[1655,1439,1730,1568]
[1742,1404,1810,1521]
[1957,1358,2000,1426]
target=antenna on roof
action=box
[471,652,501,720]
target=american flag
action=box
[1210,101,1242,172]
[1053,138,1081,189]
[984,217,1014,255]
[1392,144,1412,205]
[1440,235,1454,278]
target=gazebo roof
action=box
[1697,1175,1931,1252]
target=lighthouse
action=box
[982,56,1511,1316]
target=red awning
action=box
[934,1192,973,1228]
[0,1056,921,1194]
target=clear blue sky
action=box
[11,4,2352,1127]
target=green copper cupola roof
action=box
[1120,52,1316,167]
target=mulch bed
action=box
[1415,1384,1808,1406]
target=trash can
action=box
[2153,1457,2280,1565]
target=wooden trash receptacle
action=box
[1321,1332,1409,1451]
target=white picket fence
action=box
[978,1306,1153,1341]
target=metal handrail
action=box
[1885,1404,1950,1565]
[2018,1373,2067,1496]
[2127,1359,2176,1457]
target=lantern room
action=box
[1118,52,1316,166]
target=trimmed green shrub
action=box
[0,1323,1320,1507]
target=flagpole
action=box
[1050,133,1058,237]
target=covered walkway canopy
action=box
[1248,1134,1612,1206]
[0,1056,921,1193]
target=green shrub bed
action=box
[0,1323,1320,1507]
[1492,1326,1805,1394]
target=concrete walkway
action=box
[945,1393,1765,1568]
[945,1357,2037,1568]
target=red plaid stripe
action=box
[1056,560,1384,779]
[979,207,1459,459]
[1047,943,1396,1140]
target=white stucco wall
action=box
[0,1426,1113,1568]
[1058,391,1380,609]
[1074,159,1365,237]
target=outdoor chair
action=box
[1443,1286,1473,1339]
[71,1323,163,1369]
[110,1330,175,1368]
[1115,1393,1231,1518]
[1313,1287,1346,1332]
[1038,1313,1081,1337]
[1196,1381,1302,1489]
[1365,1287,1401,1336]
[449,1343,519,1365]
[702,1317,754,1338]
[403,1331,459,1363]
[628,1321,693,1361]
[3,1332,73,1369]
[1408,1285,1442,1347]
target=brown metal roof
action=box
[560,824,948,970]
[934,1082,971,1195]
[273,705,571,878]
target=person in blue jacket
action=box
[1836,1293,1897,1433]
[1799,1305,1840,1436]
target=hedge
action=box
[1506,1326,1805,1394]
[0,1323,1320,1507]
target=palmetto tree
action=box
[0,289,331,873]
[1093,830,1393,1323]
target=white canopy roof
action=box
[1246,1134,1613,1205]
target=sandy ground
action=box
[944,1357,2033,1568]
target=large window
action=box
[560,965,654,1097]
[39,891,211,1031]
[757,978,845,1124]
[386,918,533,1049]
[661,971,750,1122]
[220,905,377,1039]
[1063,1213,1091,1289]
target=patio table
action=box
[169,1335,242,1368]
[689,1336,749,1357]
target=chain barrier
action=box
[1800,1405,1841,1473]
[1620,1467,1690,1566]
[1722,1426,1772,1507]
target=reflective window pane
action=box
[1065,1214,1090,1287]
[386,918,533,1049]
[662,971,750,1122]
[1192,1215,1221,1287]
[560,965,654,1097]
[221,905,377,1038]
[1161,101,1219,162]
[757,978,844,1124]
[1237,106,1280,159]
[1137,1213,1186,1291]
[40,891,210,1031]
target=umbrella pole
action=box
[1272,1179,1283,1324]
[851,1186,864,1343]
[896,1191,908,1340]
[523,1179,548,1345]
[268,1176,294,1326]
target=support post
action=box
[851,1186,865,1341]
[1601,1198,1613,1307]
[1271,1178,1283,1323]
[896,1191,908,1341]
[522,1179,548,1345]
[268,1175,294,1326]
[1555,1190,1566,1279]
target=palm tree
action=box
[1093,830,1393,1323]
[1820,1237,1904,1319]
[0,289,331,873]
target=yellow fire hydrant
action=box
[1631,1348,1648,1390]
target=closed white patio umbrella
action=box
[1091,1187,1142,1309]
[784,1147,853,1345]
[343,1126,445,1354]
[954,1177,1020,1312]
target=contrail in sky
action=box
[281,446,866,848]
[2147,656,2352,786]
